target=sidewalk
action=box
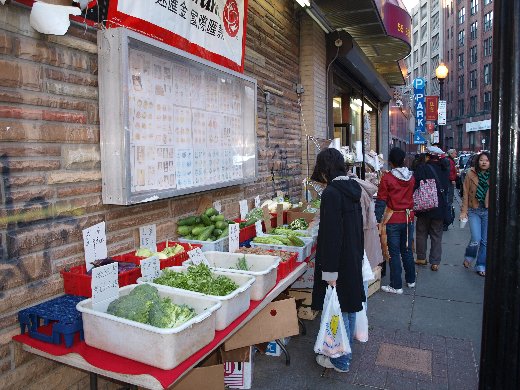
[251,200,484,390]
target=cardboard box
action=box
[223,296,299,351]
[287,207,317,224]
[224,346,254,389]
[298,306,319,320]
[287,288,319,320]
[290,257,315,288]
[367,265,382,298]
[172,351,224,390]
[265,337,290,357]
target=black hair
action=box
[389,147,406,168]
[311,148,346,184]
[475,151,491,173]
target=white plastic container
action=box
[76,284,221,370]
[250,236,313,262]
[182,251,280,301]
[138,266,255,330]
[178,236,229,252]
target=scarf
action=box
[476,171,490,203]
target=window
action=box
[458,124,464,149]
[421,62,428,77]
[470,22,478,40]
[470,46,478,63]
[447,50,450,61]
[458,53,464,69]
[431,12,439,32]
[484,11,493,31]
[414,49,419,63]
[459,30,465,46]
[451,26,454,38]
[483,91,491,111]
[413,13,419,26]
[484,0,492,5]
[470,0,479,15]
[421,4,428,19]
[421,23,428,40]
[458,7,465,24]
[484,37,492,57]
[458,75,465,93]
[458,99,465,116]
[414,68,419,80]
[469,132,475,149]
[432,34,439,51]
[470,70,478,89]
[484,63,492,84]
[421,43,428,58]
[413,31,418,45]
[431,55,440,74]
[470,96,477,114]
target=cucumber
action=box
[198,226,215,241]
[210,214,225,222]
[194,217,201,224]
[177,225,192,236]
[213,228,223,237]
[204,207,218,217]
[191,226,207,236]
[178,216,197,226]
[218,226,229,239]
[215,221,228,230]
[201,214,212,226]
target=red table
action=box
[14,263,308,390]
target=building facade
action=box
[443,0,494,152]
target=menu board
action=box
[99,28,257,205]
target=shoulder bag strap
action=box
[427,165,447,201]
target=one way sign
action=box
[414,133,427,144]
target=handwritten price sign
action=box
[139,224,157,252]
[188,248,210,266]
[83,222,108,272]
[228,223,240,253]
[140,256,160,282]
[91,262,119,311]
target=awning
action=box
[311,0,411,85]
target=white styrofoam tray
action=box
[250,235,313,262]
[138,266,255,330]
[76,284,221,370]
[177,236,229,252]
[182,251,280,301]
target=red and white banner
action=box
[107,0,248,73]
[425,96,439,121]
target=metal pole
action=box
[479,0,520,388]
[361,91,366,180]
[439,79,444,148]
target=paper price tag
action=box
[262,205,272,233]
[83,222,108,272]
[228,223,240,253]
[255,220,263,236]
[188,248,210,266]
[213,200,222,213]
[139,224,157,252]
[91,262,119,311]
[140,256,160,282]
[254,196,261,208]
[239,199,249,220]
[276,203,284,227]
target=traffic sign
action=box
[414,132,427,144]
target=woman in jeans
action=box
[460,152,490,276]
[310,148,365,373]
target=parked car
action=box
[459,154,478,197]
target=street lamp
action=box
[436,63,449,148]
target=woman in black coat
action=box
[310,148,365,373]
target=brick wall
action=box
[0,1,301,388]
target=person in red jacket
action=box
[444,149,458,230]
[375,147,416,294]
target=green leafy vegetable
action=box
[235,255,250,271]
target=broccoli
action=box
[107,284,160,324]
[149,298,196,328]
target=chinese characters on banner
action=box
[425,96,439,121]
[107,0,248,72]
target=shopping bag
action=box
[354,302,369,343]
[413,178,438,211]
[314,286,351,358]
[362,250,374,282]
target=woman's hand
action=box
[460,212,467,221]
[327,280,336,287]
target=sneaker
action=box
[381,285,403,294]
[415,259,427,266]
[407,282,416,288]
[316,355,349,373]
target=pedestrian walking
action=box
[375,147,416,294]
[460,151,490,277]
[444,149,458,230]
[310,148,365,373]
[413,146,450,271]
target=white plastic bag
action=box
[314,286,351,358]
[362,250,374,282]
[354,302,369,343]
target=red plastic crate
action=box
[270,211,287,226]
[61,258,141,298]
[233,219,257,242]
[276,252,298,282]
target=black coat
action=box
[311,177,366,313]
[413,159,450,220]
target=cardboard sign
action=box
[139,224,157,252]
[276,203,284,227]
[255,220,263,236]
[197,195,214,215]
[254,196,261,208]
[188,248,210,266]
[213,200,222,214]
[262,205,272,232]
[140,256,160,282]
[91,262,119,311]
[239,199,248,220]
[82,222,108,272]
[229,223,240,253]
